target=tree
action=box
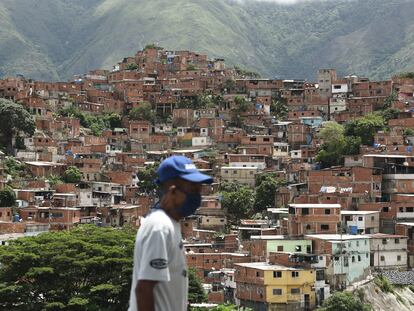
[0,226,136,311]
[230,96,250,127]
[137,163,159,194]
[188,268,207,304]
[62,166,82,183]
[344,113,384,146]
[126,63,138,70]
[104,113,122,129]
[129,102,155,123]
[383,91,398,109]
[318,291,371,311]
[254,173,285,213]
[3,157,27,180]
[0,99,35,155]
[318,121,345,143]
[270,98,288,120]
[0,186,16,207]
[221,183,255,225]
[316,122,361,168]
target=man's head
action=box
[156,156,213,220]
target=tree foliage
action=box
[62,166,82,183]
[344,113,384,146]
[3,157,27,179]
[137,163,159,194]
[254,173,285,212]
[270,98,288,120]
[0,186,16,207]
[188,268,207,304]
[316,122,361,168]
[0,99,35,155]
[220,182,255,225]
[318,291,371,311]
[58,107,122,135]
[129,102,155,123]
[0,226,136,311]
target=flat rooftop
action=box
[236,262,304,271]
[289,204,341,209]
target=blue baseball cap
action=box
[156,155,213,184]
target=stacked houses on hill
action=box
[1,47,414,310]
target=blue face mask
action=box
[177,188,202,217]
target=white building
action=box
[341,210,380,234]
[368,233,408,270]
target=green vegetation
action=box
[254,173,285,212]
[0,226,135,311]
[270,98,288,121]
[62,166,82,184]
[230,96,250,127]
[383,91,398,109]
[47,174,64,187]
[0,99,35,155]
[126,63,138,70]
[3,157,27,180]
[188,268,207,304]
[0,225,215,310]
[395,72,414,79]
[316,121,361,168]
[0,186,16,207]
[234,65,260,79]
[136,163,159,194]
[58,106,121,135]
[344,113,385,146]
[2,0,414,81]
[318,291,372,311]
[220,182,255,226]
[374,275,394,293]
[129,102,155,123]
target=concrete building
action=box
[306,234,371,289]
[368,233,408,270]
[341,210,380,234]
[235,262,316,311]
[288,204,341,236]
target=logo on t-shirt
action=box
[150,258,168,269]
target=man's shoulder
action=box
[141,209,175,231]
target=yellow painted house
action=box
[235,262,316,311]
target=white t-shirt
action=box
[128,208,188,311]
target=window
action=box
[295,245,302,252]
[256,271,260,277]
[277,245,284,252]
[302,208,309,215]
[371,216,375,221]
[380,256,385,262]
[316,270,325,281]
[407,207,414,213]
[352,256,355,263]
[324,209,331,215]
[358,255,361,262]
[395,238,400,244]
[321,224,329,231]
[356,241,359,247]
[273,288,282,295]
[397,255,401,261]
[273,271,282,278]
[382,239,388,245]
[358,216,363,221]
[291,288,300,294]
[291,271,299,278]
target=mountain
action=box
[0,0,414,81]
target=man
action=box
[128,155,213,311]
